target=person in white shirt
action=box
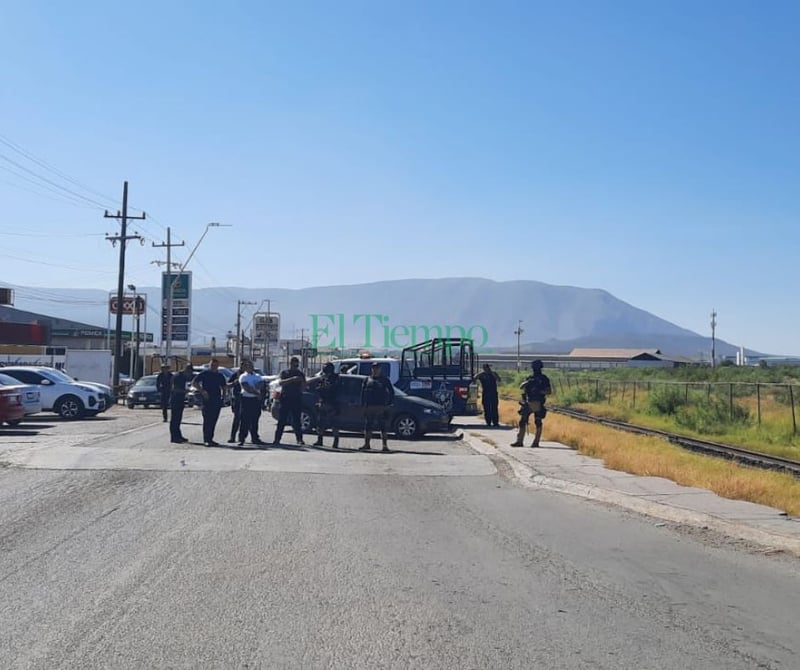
[237,360,265,447]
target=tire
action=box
[299,410,314,433]
[6,419,21,427]
[55,395,85,420]
[127,401,135,409]
[393,413,420,440]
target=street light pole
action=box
[514,320,524,372]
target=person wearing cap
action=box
[313,362,341,449]
[474,363,501,427]
[155,363,173,422]
[359,362,395,452]
[273,356,306,445]
[511,359,552,448]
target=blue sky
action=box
[1,1,798,354]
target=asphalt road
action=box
[1,406,799,669]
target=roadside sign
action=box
[109,295,146,315]
[254,313,280,343]
[161,271,192,343]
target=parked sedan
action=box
[0,386,25,427]
[0,372,42,422]
[126,375,162,409]
[270,373,453,439]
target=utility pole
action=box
[514,320,524,372]
[152,227,185,365]
[236,300,257,367]
[127,284,139,378]
[711,309,717,369]
[104,181,145,393]
[265,299,272,374]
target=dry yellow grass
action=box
[498,399,800,517]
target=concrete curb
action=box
[463,430,800,558]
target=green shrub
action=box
[647,386,687,416]
[557,385,605,405]
[675,397,750,435]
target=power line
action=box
[0,227,104,238]
[0,252,117,273]
[0,133,120,209]
[0,151,113,210]
[0,173,101,210]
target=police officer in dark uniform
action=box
[228,363,246,443]
[359,362,395,452]
[155,364,173,422]
[511,359,552,448]
[169,363,193,443]
[474,363,501,427]
[313,362,341,449]
[273,356,306,445]
[192,359,227,446]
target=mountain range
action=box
[5,278,755,359]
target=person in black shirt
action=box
[273,356,306,445]
[227,363,246,443]
[155,364,172,422]
[313,362,341,449]
[511,359,552,448]
[359,362,395,452]
[193,359,227,446]
[474,363,501,427]
[169,363,193,443]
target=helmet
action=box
[531,359,543,370]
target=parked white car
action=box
[0,366,107,419]
[0,372,42,422]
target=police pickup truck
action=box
[318,338,479,416]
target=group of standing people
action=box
[156,359,251,446]
[473,360,552,448]
[154,356,397,451]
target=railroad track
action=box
[551,405,800,478]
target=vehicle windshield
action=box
[43,368,77,383]
[134,376,157,387]
[0,373,22,386]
